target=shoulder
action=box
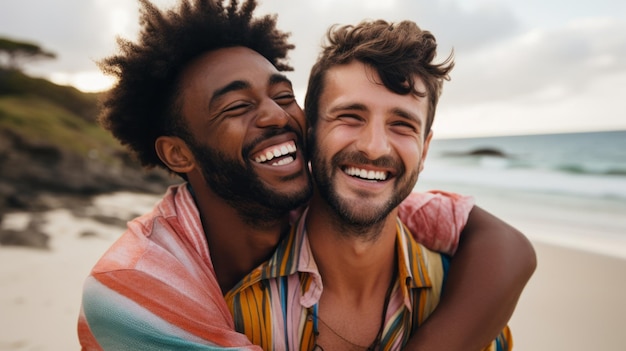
[397,221,448,289]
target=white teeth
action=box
[254,141,298,164]
[345,167,387,181]
[272,156,294,166]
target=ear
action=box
[155,136,195,174]
[419,129,434,173]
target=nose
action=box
[255,98,290,128]
[356,121,391,160]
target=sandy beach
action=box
[509,242,626,350]
[1,189,625,350]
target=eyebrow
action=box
[328,102,368,114]
[268,73,292,88]
[211,73,293,101]
[211,80,250,101]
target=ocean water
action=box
[417,130,626,258]
[420,130,626,200]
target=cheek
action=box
[315,126,354,155]
[396,138,424,169]
[204,120,248,154]
[286,104,307,131]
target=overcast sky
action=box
[1,0,625,137]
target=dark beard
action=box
[188,141,311,227]
[311,147,417,236]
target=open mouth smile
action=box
[343,166,388,181]
[253,140,297,166]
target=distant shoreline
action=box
[433,128,626,140]
[417,179,626,260]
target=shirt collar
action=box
[225,207,324,304]
[227,209,434,310]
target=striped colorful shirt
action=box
[225,210,512,351]
[77,183,476,350]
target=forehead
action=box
[320,61,427,117]
[180,46,280,92]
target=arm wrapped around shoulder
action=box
[397,190,475,255]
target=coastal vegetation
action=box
[0,37,175,247]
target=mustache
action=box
[332,151,403,172]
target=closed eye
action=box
[390,121,419,135]
[273,93,296,106]
[338,114,363,122]
[223,102,252,114]
[392,121,415,129]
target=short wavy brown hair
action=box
[98,0,294,171]
[304,19,454,136]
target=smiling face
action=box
[310,60,433,228]
[178,47,312,220]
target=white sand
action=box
[0,192,160,351]
[509,242,626,351]
[449,184,626,350]
[0,234,115,350]
[1,189,625,350]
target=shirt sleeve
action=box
[78,271,263,351]
[397,190,475,256]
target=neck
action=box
[191,181,290,294]
[306,193,399,350]
[306,192,398,297]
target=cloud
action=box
[435,17,626,137]
[2,0,624,136]
[445,17,626,105]
[0,0,139,76]
[256,0,522,96]
[435,70,626,137]
[0,0,522,87]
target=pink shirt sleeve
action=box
[397,190,475,255]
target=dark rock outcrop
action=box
[0,128,176,213]
[0,68,179,248]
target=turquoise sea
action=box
[421,129,626,199]
[417,129,626,258]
